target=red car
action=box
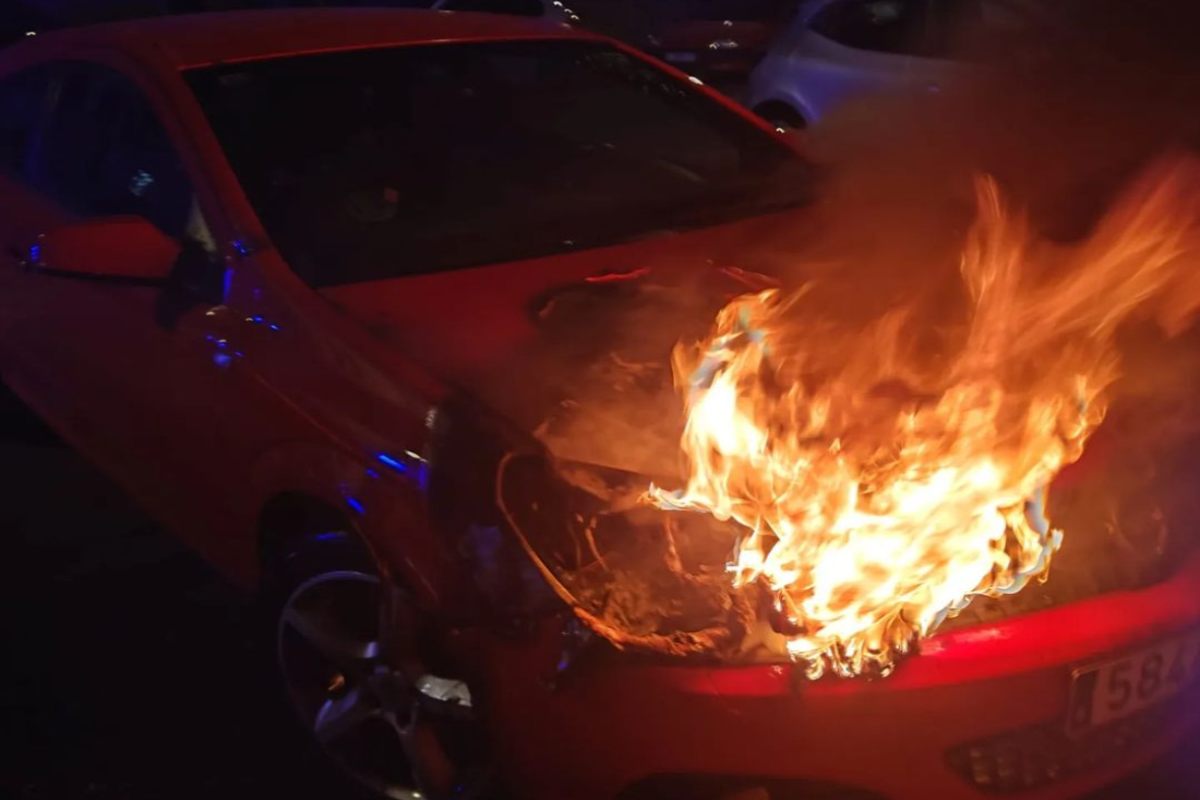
[0,8,1196,800]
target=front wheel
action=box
[267,533,493,799]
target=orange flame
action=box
[649,159,1200,678]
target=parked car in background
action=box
[576,0,794,85]
[746,0,1030,128]
[648,0,795,83]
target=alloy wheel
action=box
[276,569,488,799]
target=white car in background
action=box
[746,0,1027,128]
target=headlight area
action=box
[424,396,794,663]
[494,451,794,664]
[423,399,564,627]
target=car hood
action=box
[322,205,1200,663]
[320,209,810,474]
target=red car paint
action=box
[0,10,1194,800]
[34,215,181,278]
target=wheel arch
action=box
[248,440,458,611]
[257,491,368,572]
[753,98,809,129]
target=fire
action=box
[649,158,1200,678]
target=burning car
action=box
[0,7,1197,800]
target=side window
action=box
[440,0,545,17]
[33,65,196,239]
[0,67,52,179]
[810,0,927,55]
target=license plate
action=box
[1066,629,1200,736]
[664,51,698,64]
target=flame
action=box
[649,159,1200,678]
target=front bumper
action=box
[477,551,1200,799]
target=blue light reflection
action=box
[376,452,408,474]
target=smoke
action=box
[488,2,1200,468]
[490,2,1200,665]
[806,0,1200,241]
[783,0,1200,461]
[727,0,1200,465]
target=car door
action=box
[784,0,931,122]
[0,62,107,434]
[0,59,250,553]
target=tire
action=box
[263,530,493,800]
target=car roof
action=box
[6,8,593,71]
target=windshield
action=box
[186,40,810,287]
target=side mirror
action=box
[31,216,181,282]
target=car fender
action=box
[752,90,817,128]
[247,440,463,612]
[747,52,819,126]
